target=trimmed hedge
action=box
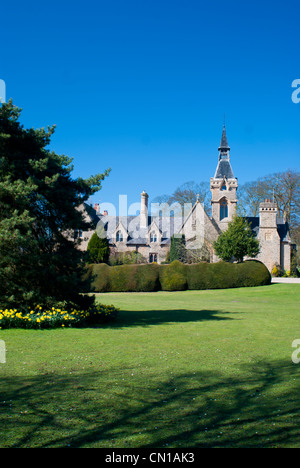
[86,260,271,292]
[159,261,188,291]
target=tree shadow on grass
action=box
[103,309,236,329]
[1,358,299,448]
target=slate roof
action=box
[276,219,290,242]
[84,202,101,224]
[86,205,291,247]
[218,124,231,151]
[245,216,290,241]
[214,159,235,179]
[214,124,235,179]
[98,214,180,245]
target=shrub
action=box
[86,260,271,293]
[170,235,187,262]
[186,262,241,290]
[87,232,110,264]
[206,262,238,289]
[88,263,111,292]
[88,263,160,292]
[185,262,210,290]
[159,260,188,291]
[271,264,284,278]
[240,260,271,287]
[135,264,160,292]
[108,264,138,292]
[109,251,146,265]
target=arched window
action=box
[221,184,227,191]
[149,253,157,263]
[220,200,228,220]
[150,232,157,243]
[116,231,123,242]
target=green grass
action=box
[1,284,300,448]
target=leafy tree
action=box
[87,232,110,264]
[213,216,260,263]
[170,234,186,262]
[0,100,110,310]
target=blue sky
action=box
[1,0,300,213]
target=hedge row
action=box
[85,260,271,293]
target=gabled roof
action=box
[98,214,181,245]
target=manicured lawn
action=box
[1,284,300,448]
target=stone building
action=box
[210,125,238,231]
[246,200,293,271]
[80,125,294,272]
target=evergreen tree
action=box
[213,215,260,263]
[0,100,110,310]
[169,234,186,262]
[87,232,110,264]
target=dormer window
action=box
[150,232,157,243]
[116,231,123,242]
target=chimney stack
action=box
[259,199,277,228]
[94,203,100,213]
[140,190,149,229]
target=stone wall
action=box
[210,177,238,231]
[256,228,281,271]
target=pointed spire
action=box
[214,123,235,179]
[218,124,230,152]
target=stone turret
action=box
[257,199,281,270]
[259,199,277,228]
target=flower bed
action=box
[0,303,119,329]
